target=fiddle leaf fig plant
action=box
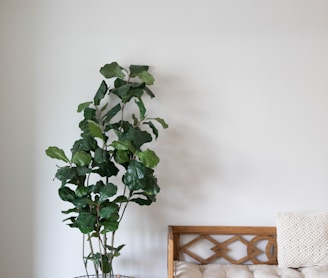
[45,62,168,277]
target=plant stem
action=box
[82,234,90,277]
[110,231,116,276]
[103,233,107,275]
[88,233,99,278]
[118,199,130,224]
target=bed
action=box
[167,224,328,278]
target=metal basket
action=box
[74,275,132,278]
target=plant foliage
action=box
[45,62,168,277]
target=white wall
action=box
[0,0,37,277]
[2,0,328,277]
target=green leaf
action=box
[131,197,153,206]
[100,103,108,112]
[153,117,169,128]
[114,150,130,164]
[100,62,125,79]
[101,254,111,273]
[135,98,146,120]
[129,65,149,77]
[113,195,128,203]
[77,101,92,113]
[125,88,144,103]
[141,174,160,195]
[87,120,105,140]
[132,113,139,126]
[94,161,119,177]
[76,212,97,234]
[76,166,91,176]
[103,103,121,123]
[116,244,125,252]
[94,80,108,105]
[110,81,145,103]
[89,180,105,194]
[61,208,78,214]
[123,160,153,190]
[71,135,98,154]
[83,107,97,120]
[111,84,130,100]
[126,168,160,196]
[122,126,152,150]
[79,109,97,133]
[45,146,70,163]
[94,148,109,164]
[137,149,159,168]
[144,86,155,98]
[99,183,118,203]
[137,71,154,85]
[99,203,118,218]
[67,175,86,187]
[101,219,119,233]
[72,196,92,209]
[111,140,135,153]
[144,121,158,139]
[72,150,92,167]
[85,252,101,265]
[130,186,158,205]
[105,244,125,258]
[113,77,126,88]
[58,186,75,202]
[75,186,88,198]
[55,166,77,185]
[63,216,77,225]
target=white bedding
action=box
[174,261,328,278]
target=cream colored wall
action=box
[1,1,328,278]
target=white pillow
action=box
[276,211,328,268]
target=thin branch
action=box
[88,233,99,278]
[82,234,89,277]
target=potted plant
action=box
[45,62,168,278]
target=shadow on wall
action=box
[158,123,218,218]
[150,72,220,223]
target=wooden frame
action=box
[168,226,277,278]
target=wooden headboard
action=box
[168,226,277,278]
